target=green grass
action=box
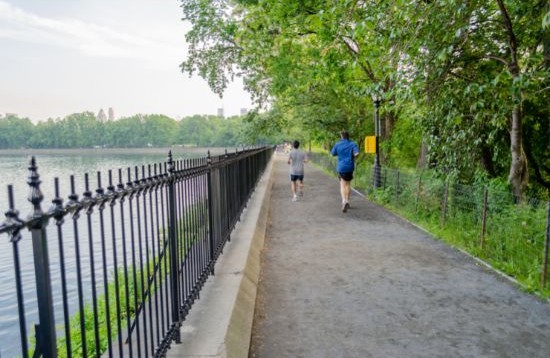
[28,202,210,358]
[56,267,145,358]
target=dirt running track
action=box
[249,154,550,358]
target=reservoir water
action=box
[0,147,219,357]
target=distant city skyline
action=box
[0,0,252,123]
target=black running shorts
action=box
[338,172,353,181]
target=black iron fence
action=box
[0,146,273,358]
[309,151,550,296]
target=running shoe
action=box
[342,201,349,213]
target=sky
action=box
[0,0,252,122]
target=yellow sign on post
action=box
[365,136,376,154]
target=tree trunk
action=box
[545,2,550,69]
[508,106,529,199]
[384,110,395,141]
[381,110,396,165]
[383,83,396,141]
[417,141,429,169]
[496,0,529,199]
[380,85,396,164]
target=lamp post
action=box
[373,96,381,189]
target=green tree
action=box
[181,0,550,199]
[143,114,179,146]
[405,0,549,198]
[178,115,215,146]
[0,115,33,149]
[29,119,59,148]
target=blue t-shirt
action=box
[331,139,360,173]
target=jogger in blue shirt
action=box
[331,131,360,212]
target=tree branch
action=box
[339,36,376,81]
[485,55,509,66]
[448,70,474,82]
[496,0,519,74]
[534,86,550,94]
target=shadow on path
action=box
[249,155,550,358]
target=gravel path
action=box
[249,155,550,358]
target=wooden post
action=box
[541,203,550,288]
[441,182,449,227]
[415,174,422,214]
[480,187,489,248]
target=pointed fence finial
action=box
[167,150,174,174]
[27,156,44,219]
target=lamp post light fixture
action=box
[373,96,382,189]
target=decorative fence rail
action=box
[309,152,550,295]
[0,146,273,357]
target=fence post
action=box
[166,151,181,344]
[441,182,449,227]
[27,157,57,357]
[542,203,550,288]
[395,171,400,203]
[206,151,216,273]
[415,174,422,214]
[480,187,489,248]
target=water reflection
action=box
[0,148,216,357]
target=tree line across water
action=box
[0,112,278,149]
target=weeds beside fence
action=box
[309,152,550,299]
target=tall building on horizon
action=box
[97,108,107,122]
[240,108,248,116]
[217,107,224,118]
[108,107,115,121]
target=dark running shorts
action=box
[338,172,354,181]
[290,174,304,182]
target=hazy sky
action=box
[0,0,251,122]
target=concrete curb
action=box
[167,155,274,358]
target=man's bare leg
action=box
[340,179,351,212]
[339,179,346,203]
